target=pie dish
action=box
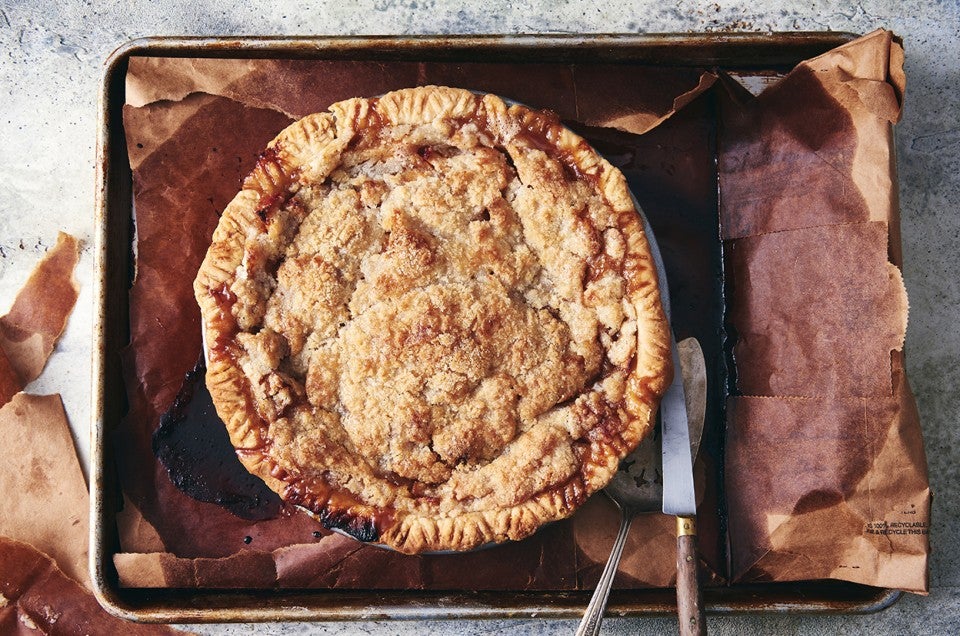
[193,86,671,554]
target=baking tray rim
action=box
[91,32,901,623]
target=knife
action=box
[661,335,705,635]
[641,212,706,636]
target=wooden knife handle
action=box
[676,516,706,636]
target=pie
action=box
[193,86,671,553]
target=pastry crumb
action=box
[19,612,38,630]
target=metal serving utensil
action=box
[575,337,705,636]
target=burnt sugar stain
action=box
[319,507,380,544]
[152,355,284,521]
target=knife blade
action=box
[661,338,696,517]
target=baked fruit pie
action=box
[194,86,671,553]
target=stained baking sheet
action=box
[92,33,902,622]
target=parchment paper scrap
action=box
[0,537,183,635]
[726,222,908,398]
[125,55,716,132]
[0,231,85,586]
[725,372,929,593]
[0,394,89,588]
[0,232,78,406]
[719,29,904,240]
[115,521,577,590]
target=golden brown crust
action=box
[194,86,671,553]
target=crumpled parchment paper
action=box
[110,29,928,594]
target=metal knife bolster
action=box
[660,335,697,517]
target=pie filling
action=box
[195,87,669,552]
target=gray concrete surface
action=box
[1,0,957,633]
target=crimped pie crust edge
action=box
[193,86,672,554]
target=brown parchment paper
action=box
[0,537,183,635]
[0,233,79,405]
[0,394,89,588]
[0,235,87,585]
[719,29,929,592]
[117,93,326,559]
[111,29,929,595]
[0,234,185,632]
[123,57,716,137]
[115,56,724,590]
[726,222,907,398]
[719,29,904,240]
[725,373,929,592]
